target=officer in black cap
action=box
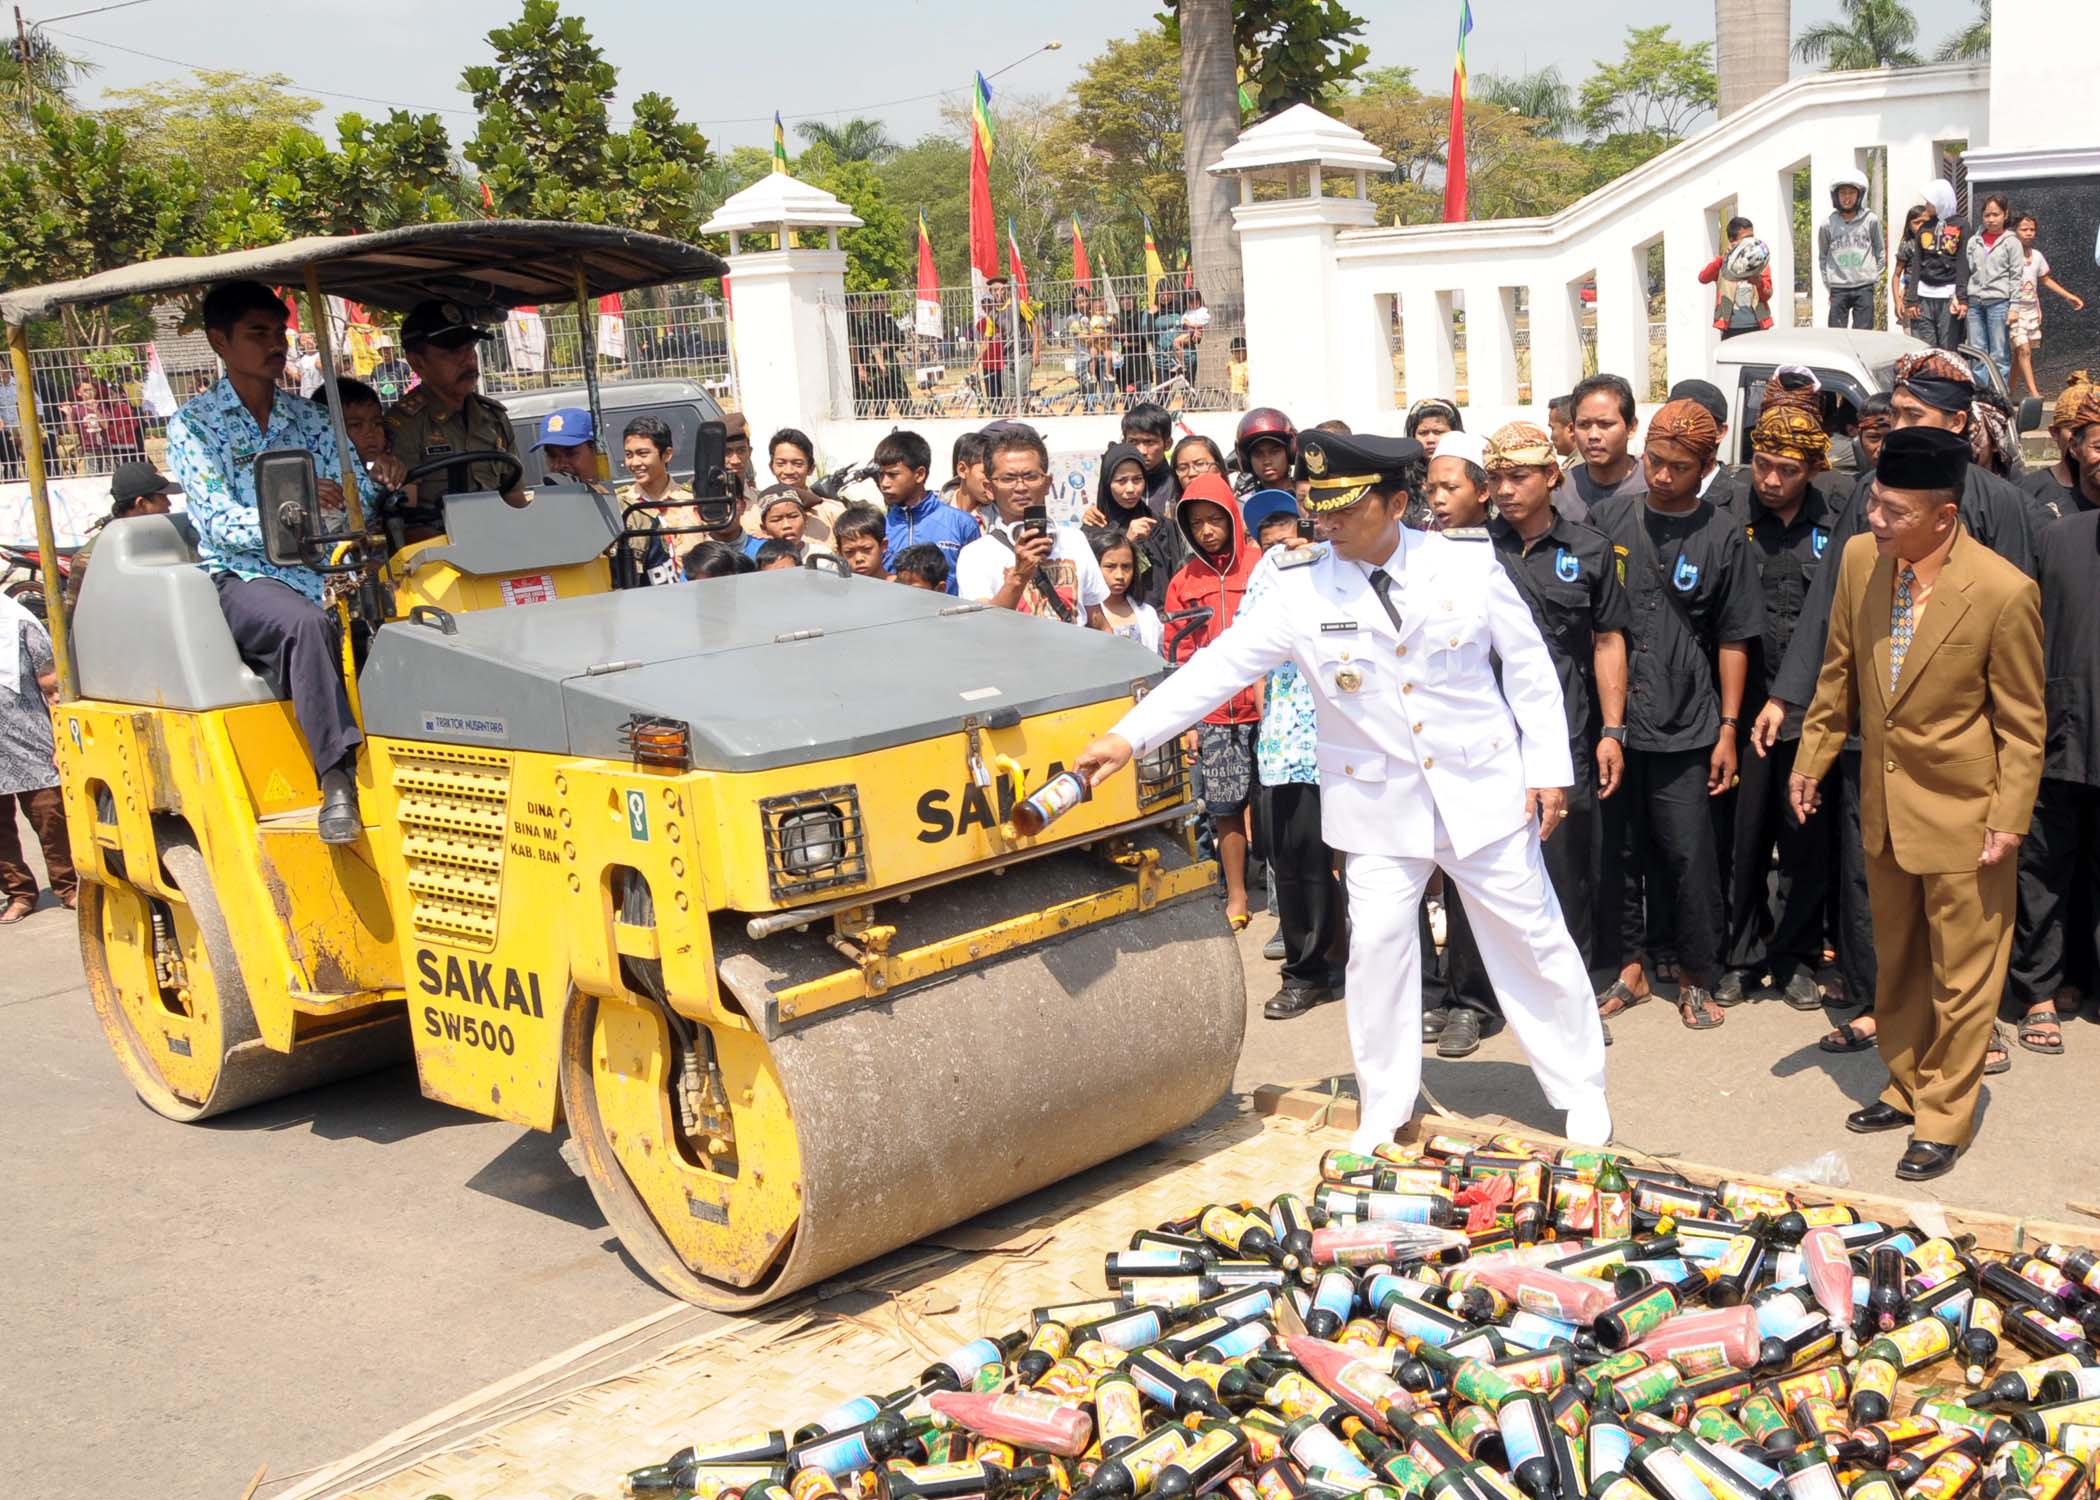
[386,299,525,513]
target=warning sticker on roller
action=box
[499,573,558,607]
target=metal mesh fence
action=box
[0,342,216,485]
[826,273,1244,421]
[479,292,735,404]
[0,288,738,487]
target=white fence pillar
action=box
[1528,275,1583,409]
[1593,242,1649,395]
[1664,207,1719,395]
[1461,281,1517,412]
[1236,198,1381,420]
[1398,283,1457,409]
[721,246,851,446]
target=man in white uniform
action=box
[1074,432,1612,1150]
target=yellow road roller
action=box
[2,225,1243,1308]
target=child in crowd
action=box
[1090,529,1162,652]
[683,540,756,580]
[752,539,801,571]
[1226,337,1249,408]
[1084,441,1178,606]
[833,505,888,580]
[1120,402,1176,514]
[890,543,950,592]
[1818,171,1884,330]
[2011,210,2088,400]
[312,378,389,467]
[1699,216,1773,337]
[1901,182,1967,351]
[1162,472,1263,930]
[1965,192,2025,385]
[756,486,811,555]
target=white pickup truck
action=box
[1709,328,2043,466]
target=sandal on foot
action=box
[1677,986,1725,1030]
[1986,1023,2013,1074]
[1596,980,1649,1019]
[0,895,34,924]
[1820,1019,1876,1053]
[2019,1007,2065,1055]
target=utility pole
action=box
[14,5,36,115]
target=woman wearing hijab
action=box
[1087,440,1183,607]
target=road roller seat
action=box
[71,514,280,710]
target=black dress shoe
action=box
[1264,984,1335,1020]
[317,774,362,846]
[1714,970,1747,1006]
[1896,1139,1959,1180]
[1421,1006,1450,1042]
[1845,1101,1915,1134]
[1436,1007,1483,1058]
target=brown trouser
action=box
[1866,846,2014,1147]
[0,786,76,904]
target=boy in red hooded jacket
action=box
[1164,472,1265,928]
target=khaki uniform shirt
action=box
[385,388,517,500]
[623,479,699,561]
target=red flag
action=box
[915,211,943,338]
[1443,1,1473,223]
[1005,218,1033,324]
[1070,217,1092,293]
[968,71,998,318]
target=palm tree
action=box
[1179,0,1243,358]
[0,26,89,117]
[1935,0,1991,61]
[1474,67,1576,138]
[1793,0,1925,69]
[793,117,897,163]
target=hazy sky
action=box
[45,0,1985,154]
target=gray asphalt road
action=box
[8,860,2095,1500]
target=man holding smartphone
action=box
[954,425,1111,629]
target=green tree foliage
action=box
[1353,65,1419,100]
[1578,26,1718,139]
[101,70,321,207]
[1345,91,1588,226]
[1474,67,1576,140]
[1793,0,1924,70]
[1046,28,1187,263]
[878,136,972,283]
[462,0,712,236]
[1161,0,1369,114]
[0,104,199,344]
[795,117,898,164]
[1935,0,1990,61]
[204,111,464,247]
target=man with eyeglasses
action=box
[954,425,1110,629]
[386,300,527,512]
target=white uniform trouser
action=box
[1344,815,1609,1150]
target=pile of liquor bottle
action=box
[620,1131,2100,1500]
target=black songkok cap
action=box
[1876,424,1969,492]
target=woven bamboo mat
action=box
[282,1106,1347,1500]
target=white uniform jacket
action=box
[1116,529,1572,861]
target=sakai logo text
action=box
[915,762,1067,842]
[415,948,548,1017]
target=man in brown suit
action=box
[1791,425,2044,1181]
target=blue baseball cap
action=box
[531,407,596,450]
[1242,487,1300,533]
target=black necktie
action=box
[1367,566,1405,635]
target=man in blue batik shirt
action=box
[164,281,403,844]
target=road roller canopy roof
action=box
[0,221,729,325]
[358,572,1165,770]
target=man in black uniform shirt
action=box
[1589,398,1764,1032]
[1720,395,1837,1009]
[1751,350,2042,1049]
[2010,390,2100,1056]
[1669,378,1748,514]
[1418,426,1631,1057]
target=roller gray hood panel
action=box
[359,573,1167,769]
